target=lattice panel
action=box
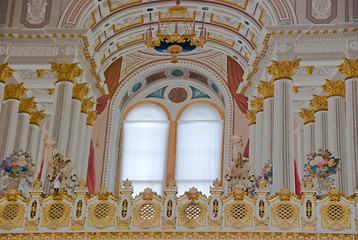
[49,203,65,220]
[2,204,19,221]
[184,203,201,219]
[277,204,293,220]
[139,203,155,220]
[231,203,247,220]
[94,202,110,219]
[327,204,343,222]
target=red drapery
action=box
[227,56,248,113]
[294,159,302,198]
[86,141,96,195]
[243,139,250,158]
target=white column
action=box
[76,112,87,174]
[0,63,15,114]
[267,60,300,193]
[66,98,82,159]
[26,110,45,163]
[296,125,304,181]
[0,82,4,113]
[254,111,264,175]
[245,110,256,170]
[262,98,274,164]
[314,110,328,150]
[303,122,315,157]
[13,112,31,151]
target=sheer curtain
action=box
[175,104,223,196]
[120,104,169,196]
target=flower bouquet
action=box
[256,162,273,186]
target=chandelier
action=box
[145,0,207,63]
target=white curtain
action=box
[120,104,169,196]
[175,104,223,196]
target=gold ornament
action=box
[3,83,27,100]
[0,63,15,83]
[305,66,314,75]
[81,97,95,114]
[245,110,256,125]
[336,58,358,80]
[292,86,300,93]
[18,97,37,114]
[86,111,97,126]
[51,62,83,83]
[299,108,315,125]
[257,81,274,99]
[249,96,264,112]
[48,88,55,95]
[36,69,45,78]
[266,60,300,80]
[321,79,345,98]
[30,110,45,126]
[72,83,89,100]
[309,95,328,112]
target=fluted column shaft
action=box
[0,82,4,113]
[0,63,15,114]
[67,98,82,159]
[303,122,315,157]
[254,111,264,175]
[76,112,87,173]
[27,124,40,159]
[14,112,31,151]
[262,98,274,164]
[314,110,328,150]
[245,110,256,171]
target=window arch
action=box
[120,103,170,195]
[175,103,224,195]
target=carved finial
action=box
[258,178,267,189]
[336,58,358,80]
[233,188,245,201]
[33,179,42,188]
[309,95,328,112]
[257,81,274,99]
[19,97,37,114]
[4,83,27,100]
[6,189,19,201]
[72,83,90,101]
[299,108,315,125]
[187,187,199,200]
[78,179,86,188]
[245,110,256,125]
[321,79,345,98]
[36,69,46,78]
[292,86,300,93]
[167,179,176,188]
[50,62,83,83]
[30,110,45,126]
[328,188,342,201]
[267,60,301,80]
[81,97,95,114]
[86,111,97,126]
[122,179,132,189]
[305,66,314,75]
[142,188,155,200]
[304,179,313,188]
[97,188,110,200]
[0,63,15,83]
[249,96,264,112]
[279,188,292,201]
[212,178,221,188]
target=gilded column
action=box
[0,83,27,160]
[76,98,95,176]
[257,81,274,166]
[299,109,315,178]
[0,63,15,114]
[267,60,300,193]
[245,110,256,169]
[337,58,358,193]
[14,97,37,151]
[49,62,83,154]
[27,110,45,165]
[309,95,328,151]
[66,83,89,160]
[80,111,97,181]
[250,96,264,176]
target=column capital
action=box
[266,60,300,80]
[321,79,345,98]
[86,111,98,126]
[72,83,90,101]
[51,62,83,83]
[81,97,96,114]
[30,110,45,126]
[245,110,256,125]
[257,81,274,99]
[19,97,37,114]
[299,108,315,125]
[309,95,328,112]
[336,58,358,80]
[4,83,27,100]
[249,96,264,113]
[0,63,16,84]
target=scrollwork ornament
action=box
[0,63,15,83]
[299,108,315,125]
[257,81,274,99]
[249,96,264,112]
[19,97,37,114]
[86,111,98,126]
[245,110,256,125]
[81,97,95,114]
[321,79,345,98]
[336,58,358,80]
[72,83,89,101]
[50,62,83,83]
[4,83,27,100]
[267,60,301,80]
[309,95,328,112]
[30,110,45,126]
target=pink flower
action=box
[318,148,323,152]
[308,152,313,156]
[317,159,328,167]
[263,170,268,175]
[305,166,310,172]
[6,162,13,168]
[26,163,31,168]
[321,152,329,158]
[13,161,19,166]
[25,158,31,162]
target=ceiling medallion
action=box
[145,0,207,64]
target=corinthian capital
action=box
[19,97,37,114]
[245,110,256,125]
[0,63,15,83]
[249,96,264,113]
[72,83,90,101]
[267,60,300,80]
[30,110,45,126]
[336,58,358,80]
[81,97,96,114]
[321,80,345,98]
[309,95,328,112]
[257,81,274,99]
[4,83,27,100]
[86,111,98,126]
[299,109,315,125]
[51,62,83,83]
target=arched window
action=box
[120,103,170,195]
[175,103,223,195]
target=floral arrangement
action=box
[304,148,341,179]
[256,162,273,186]
[0,150,35,179]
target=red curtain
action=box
[86,141,96,195]
[227,56,248,113]
[294,159,302,198]
[243,139,250,158]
